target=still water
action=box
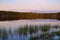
[0,19,60,29]
[0,19,60,40]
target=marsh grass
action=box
[0,25,60,40]
[0,28,8,40]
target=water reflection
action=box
[0,19,60,29]
[0,19,60,40]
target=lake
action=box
[0,19,60,29]
[0,19,60,40]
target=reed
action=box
[0,25,60,40]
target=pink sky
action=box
[0,0,60,12]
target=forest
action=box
[0,11,60,21]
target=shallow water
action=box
[0,19,60,29]
[0,19,60,40]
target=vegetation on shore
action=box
[0,11,60,21]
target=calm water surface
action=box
[0,19,60,40]
[0,19,60,29]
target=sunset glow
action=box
[0,0,60,12]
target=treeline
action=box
[0,11,60,21]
